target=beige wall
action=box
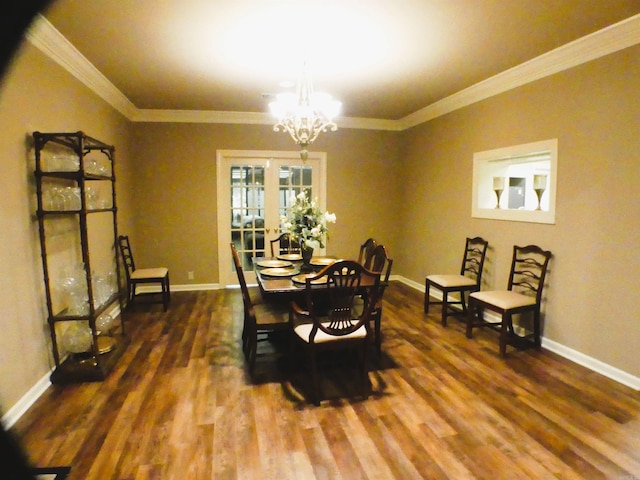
[0,42,133,415]
[399,44,640,378]
[1,27,639,419]
[129,122,401,285]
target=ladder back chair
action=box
[466,244,552,356]
[425,237,489,326]
[230,243,289,373]
[117,235,170,311]
[289,260,381,405]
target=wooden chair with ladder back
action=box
[117,235,170,311]
[425,237,489,326]
[466,244,552,356]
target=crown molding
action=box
[25,15,138,119]
[399,13,640,130]
[132,108,401,131]
[25,13,640,130]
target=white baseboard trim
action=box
[2,372,52,430]
[396,275,640,391]
[541,338,640,391]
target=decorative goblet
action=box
[533,174,548,210]
[493,176,505,209]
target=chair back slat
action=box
[508,245,552,303]
[460,237,489,286]
[117,235,136,279]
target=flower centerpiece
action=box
[281,190,336,268]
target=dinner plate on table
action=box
[277,253,303,261]
[292,273,329,285]
[309,257,339,267]
[256,259,293,268]
[260,267,299,277]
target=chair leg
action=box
[466,300,477,338]
[375,314,382,357]
[248,331,257,374]
[441,291,449,326]
[499,313,510,357]
[162,275,170,311]
[424,280,430,313]
[310,349,320,406]
[533,310,542,348]
[361,341,369,399]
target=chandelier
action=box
[269,64,342,161]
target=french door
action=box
[216,150,327,286]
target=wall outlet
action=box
[188,271,194,280]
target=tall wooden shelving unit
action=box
[33,131,128,384]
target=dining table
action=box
[252,254,384,301]
[252,254,340,296]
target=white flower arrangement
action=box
[280,190,336,250]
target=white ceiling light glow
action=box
[269,63,342,160]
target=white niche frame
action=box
[472,138,557,224]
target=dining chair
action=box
[117,235,170,311]
[366,244,393,356]
[424,237,489,326]
[270,232,301,257]
[466,244,552,356]
[230,243,289,373]
[357,237,378,269]
[289,260,381,405]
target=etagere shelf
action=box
[33,131,128,384]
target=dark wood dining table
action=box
[252,255,338,296]
[252,255,383,298]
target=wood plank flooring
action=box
[11,282,640,479]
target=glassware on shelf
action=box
[86,186,99,210]
[96,313,114,335]
[61,321,93,354]
[60,264,89,315]
[39,145,80,172]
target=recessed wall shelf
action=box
[471,138,557,224]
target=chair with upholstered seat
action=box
[289,260,381,405]
[231,243,289,373]
[425,237,488,326]
[270,232,300,257]
[117,235,170,311]
[357,237,378,269]
[466,244,552,356]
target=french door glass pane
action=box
[277,165,313,228]
[230,165,265,270]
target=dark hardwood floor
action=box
[11,282,640,479]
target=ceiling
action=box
[39,0,640,122]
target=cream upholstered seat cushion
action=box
[131,267,168,280]
[470,290,536,309]
[294,321,367,344]
[427,274,476,287]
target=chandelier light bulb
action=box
[270,64,341,160]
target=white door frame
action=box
[216,149,327,287]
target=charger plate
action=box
[260,267,298,277]
[292,273,329,285]
[310,257,339,267]
[277,253,303,261]
[256,259,293,268]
